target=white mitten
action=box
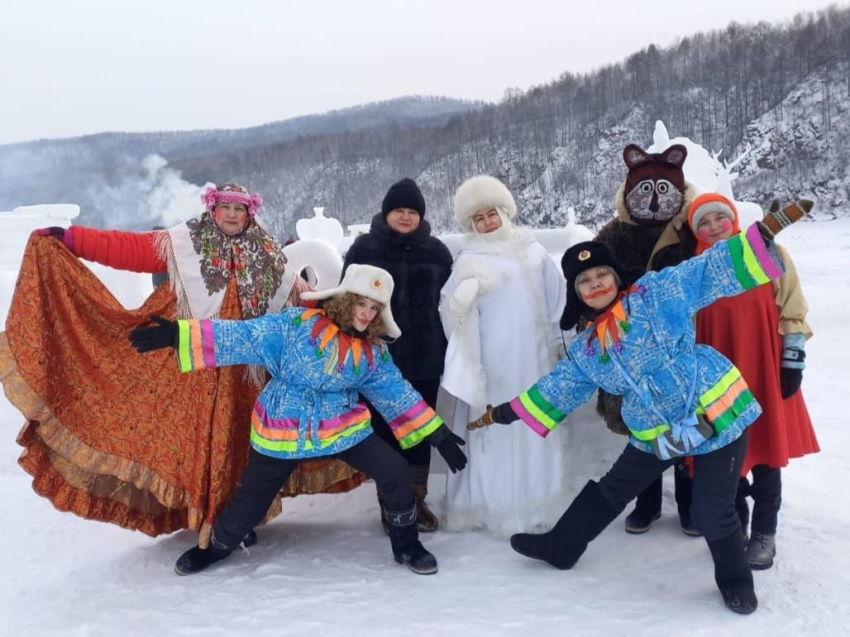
[448,278,480,318]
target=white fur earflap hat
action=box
[301,264,401,338]
[453,175,517,233]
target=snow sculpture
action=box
[282,238,342,292]
[295,207,344,249]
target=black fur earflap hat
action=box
[559,241,644,330]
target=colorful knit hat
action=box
[201,183,263,216]
[687,192,739,255]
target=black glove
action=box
[427,425,467,473]
[780,367,803,399]
[129,315,178,353]
[490,402,518,424]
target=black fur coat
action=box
[343,213,453,380]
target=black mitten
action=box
[780,367,803,399]
[780,333,806,399]
[427,425,468,473]
[129,315,178,353]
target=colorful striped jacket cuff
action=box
[509,386,566,437]
[728,225,786,289]
[176,319,217,372]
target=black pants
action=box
[597,432,748,542]
[211,435,413,550]
[364,377,439,467]
[632,462,694,521]
[736,464,782,535]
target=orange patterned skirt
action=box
[0,236,366,545]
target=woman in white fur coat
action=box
[439,175,569,535]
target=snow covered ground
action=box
[1,218,849,637]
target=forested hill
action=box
[2,6,847,236]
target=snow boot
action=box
[411,464,438,532]
[625,477,662,534]
[174,544,232,576]
[387,505,438,575]
[243,529,258,547]
[376,489,390,536]
[745,532,776,570]
[707,532,758,614]
[510,481,620,570]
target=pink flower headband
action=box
[201,186,263,216]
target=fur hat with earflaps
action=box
[301,264,401,338]
[559,241,644,330]
[453,175,517,233]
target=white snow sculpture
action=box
[295,207,344,250]
[282,238,343,291]
[649,120,764,228]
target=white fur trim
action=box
[301,263,401,338]
[453,175,517,233]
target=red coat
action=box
[695,283,818,474]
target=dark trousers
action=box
[364,377,439,468]
[597,432,748,542]
[736,465,782,535]
[632,462,694,520]
[211,435,413,550]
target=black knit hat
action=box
[559,241,644,330]
[381,178,426,219]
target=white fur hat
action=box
[301,264,401,338]
[453,175,517,233]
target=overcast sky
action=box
[0,0,842,145]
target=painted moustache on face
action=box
[584,285,617,300]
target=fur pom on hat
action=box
[453,175,517,233]
[301,264,401,338]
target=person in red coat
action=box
[686,192,819,569]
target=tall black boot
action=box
[386,505,438,575]
[510,481,620,570]
[625,477,662,534]
[410,464,439,532]
[376,488,390,536]
[707,532,758,614]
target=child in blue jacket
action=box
[469,202,812,614]
[130,264,467,577]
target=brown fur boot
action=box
[410,464,439,532]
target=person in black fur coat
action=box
[593,143,698,535]
[343,178,453,532]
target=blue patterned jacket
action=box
[174,307,444,460]
[510,225,786,457]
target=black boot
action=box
[243,529,258,547]
[510,481,620,570]
[707,532,758,614]
[625,477,662,534]
[376,488,390,536]
[745,532,776,570]
[174,542,232,576]
[410,464,439,532]
[386,505,437,575]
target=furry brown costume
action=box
[593,144,697,434]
